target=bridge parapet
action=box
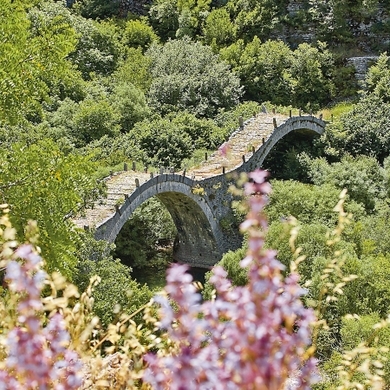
[83,114,326,267]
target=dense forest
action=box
[3,0,390,388]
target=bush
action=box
[120,19,159,50]
[146,38,243,118]
[129,116,194,168]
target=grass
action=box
[92,160,148,181]
[181,148,215,170]
[320,101,354,121]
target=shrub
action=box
[146,38,243,118]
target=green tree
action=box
[290,42,335,110]
[68,18,123,79]
[73,98,120,145]
[220,37,293,103]
[306,155,386,212]
[71,0,120,19]
[265,180,365,227]
[170,111,223,148]
[120,19,159,50]
[227,0,289,42]
[74,234,154,327]
[146,38,242,117]
[202,245,248,300]
[202,7,235,49]
[112,47,152,92]
[0,0,77,125]
[365,52,390,102]
[109,82,151,132]
[130,117,194,168]
[176,0,212,38]
[148,0,179,41]
[0,139,102,277]
[334,95,390,163]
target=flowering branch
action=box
[0,241,83,389]
[143,169,318,389]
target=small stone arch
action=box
[237,116,326,173]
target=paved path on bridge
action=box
[72,111,289,230]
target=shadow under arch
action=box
[95,175,224,268]
[261,127,323,181]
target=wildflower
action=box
[143,170,318,389]
[0,243,83,389]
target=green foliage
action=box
[146,38,242,118]
[321,313,390,387]
[306,155,386,212]
[176,0,212,38]
[202,245,248,300]
[202,7,235,49]
[112,47,152,92]
[109,82,151,132]
[113,198,176,268]
[0,139,102,277]
[169,111,224,149]
[120,18,159,50]
[221,39,335,108]
[44,75,150,146]
[69,19,123,79]
[82,133,143,170]
[129,116,193,168]
[337,254,390,318]
[148,0,212,40]
[221,38,293,103]
[266,221,332,281]
[333,95,390,163]
[0,0,77,125]
[265,180,365,227]
[227,0,289,42]
[148,0,180,41]
[309,0,381,46]
[72,0,120,19]
[73,98,120,145]
[74,235,153,327]
[27,1,86,105]
[365,52,390,102]
[213,100,260,137]
[359,200,390,256]
[290,42,336,110]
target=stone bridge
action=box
[74,114,326,268]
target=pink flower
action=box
[218,142,230,157]
[143,170,318,389]
[1,244,83,389]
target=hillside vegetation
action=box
[2,0,390,388]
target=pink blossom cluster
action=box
[0,244,82,390]
[144,170,318,389]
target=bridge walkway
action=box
[72,111,290,230]
[190,112,287,178]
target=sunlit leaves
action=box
[0,0,77,125]
[0,140,101,277]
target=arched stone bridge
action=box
[74,114,326,268]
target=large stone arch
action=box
[94,174,224,268]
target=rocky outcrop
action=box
[347,56,379,81]
[119,0,152,15]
